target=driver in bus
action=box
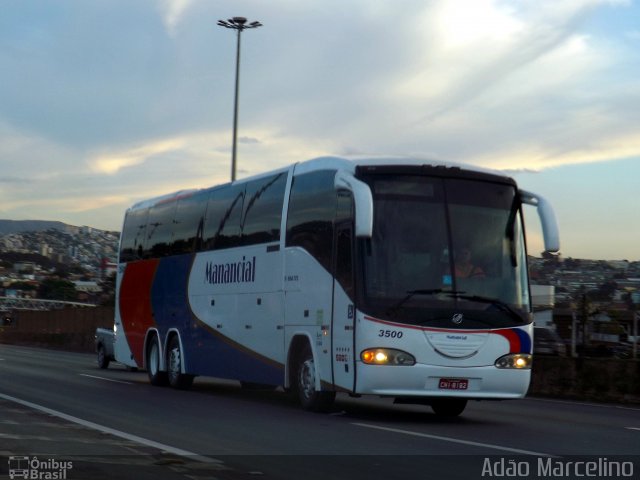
[454,246,485,278]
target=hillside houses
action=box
[530,256,640,355]
[0,224,118,305]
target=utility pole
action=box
[577,287,591,357]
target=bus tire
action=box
[167,336,194,390]
[146,334,168,386]
[430,398,467,417]
[295,344,335,412]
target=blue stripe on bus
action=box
[513,328,532,354]
[150,255,283,385]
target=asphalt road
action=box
[1,344,639,480]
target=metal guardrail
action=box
[0,296,96,311]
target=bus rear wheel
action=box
[167,336,194,390]
[430,398,467,417]
[295,344,335,411]
[146,335,168,386]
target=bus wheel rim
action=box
[300,359,315,400]
[169,347,180,382]
[150,343,159,375]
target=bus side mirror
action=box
[519,189,560,254]
[335,172,373,238]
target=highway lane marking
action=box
[352,422,556,457]
[530,397,640,412]
[79,373,133,385]
[0,392,220,464]
[626,427,640,431]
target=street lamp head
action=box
[218,17,262,31]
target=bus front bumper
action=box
[355,362,530,399]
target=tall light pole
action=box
[217,17,262,182]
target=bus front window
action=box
[446,179,529,312]
[359,173,531,328]
[361,176,448,300]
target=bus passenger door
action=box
[332,191,356,392]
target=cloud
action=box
[0,176,32,184]
[89,138,188,175]
[626,30,640,40]
[160,0,194,37]
[398,2,606,120]
[348,0,640,171]
[218,0,640,176]
[0,0,638,246]
[238,136,261,145]
[499,168,541,175]
[0,121,79,184]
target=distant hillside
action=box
[0,220,71,235]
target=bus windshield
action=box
[358,173,531,329]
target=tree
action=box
[564,257,581,269]
[38,278,78,301]
[575,286,598,355]
[8,282,37,292]
[99,272,116,307]
[590,281,618,302]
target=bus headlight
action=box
[495,353,532,369]
[361,349,415,366]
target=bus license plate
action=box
[438,378,468,390]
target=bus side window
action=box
[171,191,209,255]
[241,173,287,246]
[203,184,245,251]
[119,208,149,263]
[143,201,177,259]
[285,170,336,274]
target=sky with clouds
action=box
[0,0,638,260]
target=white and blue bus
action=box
[113,156,559,416]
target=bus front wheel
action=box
[295,345,335,412]
[430,398,467,417]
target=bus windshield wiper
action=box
[386,289,443,318]
[446,293,525,323]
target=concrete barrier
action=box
[0,307,114,352]
[529,355,640,404]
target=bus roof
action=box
[127,156,513,212]
[295,155,509,178]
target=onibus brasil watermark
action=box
[482,457,635,478]
[8,456,73,480]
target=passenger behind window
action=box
[454,246,485,279]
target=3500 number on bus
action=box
[378,329,403,338]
